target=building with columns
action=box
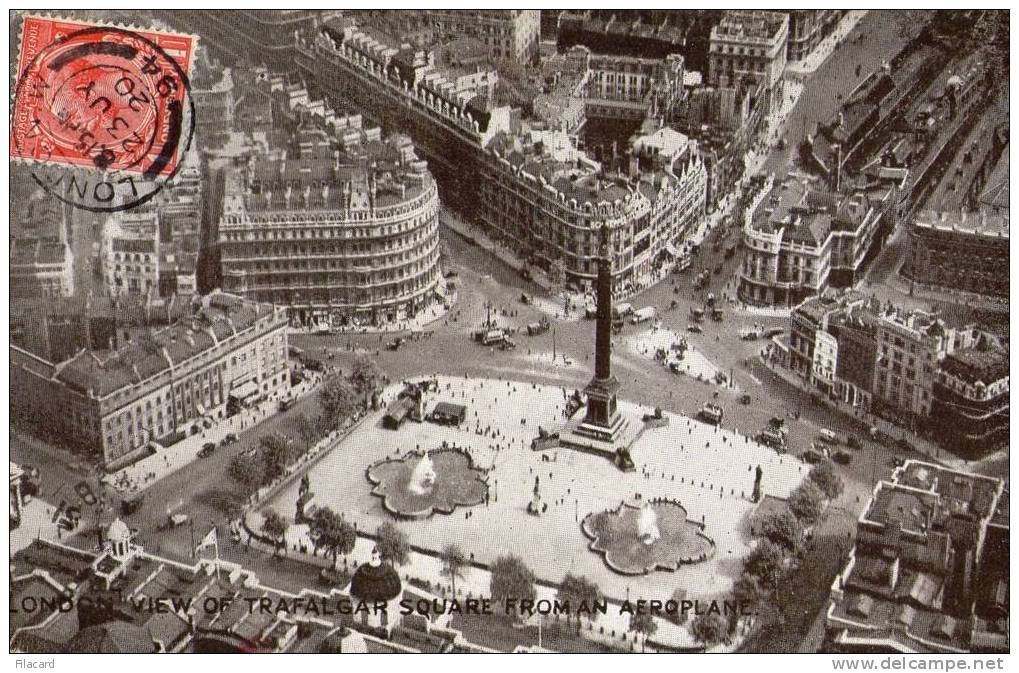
[218,121,442,327]
[708,11,788,111]
[296,20,706,295]
[9,292,289,467]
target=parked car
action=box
[526,320,550,336]
[801,448,825,464]
[166,513,189,529]
[686,324,703,334]
[198,442,217,458]
[818,429,840,444]
[221,432,239,446]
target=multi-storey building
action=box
[163,10,320,71]
[9,292,289,467]
[100,152,203,298]
[739,175,898,307]
[826,461,1008,654]
[788,291,879,409]
[630,127,708,279]
[903,210,1009,298]
[191,65,235,142]
[219,122,442,327]
[359,10,540,63]
[102,212,162,297]
[786,10,846,62]
[708,11,788,110]
[872,309,956,421]
[931,335,1009,455]
[480,128,652,293]
[11,297,116,364]
[295,20,705,295]
[584,49,685,121]
[10,238,74,300]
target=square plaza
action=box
[267,375,806,602]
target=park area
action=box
[265,375,806,603]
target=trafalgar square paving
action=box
[262,374,806,606]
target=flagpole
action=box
[214,532,221,579]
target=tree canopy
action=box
[557,573,603,622]
[690,611,726,648]
[758,509,802,551]
[808,460,844,500]
[788,481,825,525]
[375,521,410,566]
[310,507,357,569]
[261,508,287,555]
[349,355,386,396]
[489,554,537,620]
[319,374,361,431]
[440,543,468,597]
[744,539,785,591]
[229,453,266,490]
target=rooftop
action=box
[711,10,788,43]
[232,123,432,216]
[940,346,1009,385]
[979,148,1008,212]
[914,210,1009,239]
[51,292,281,398]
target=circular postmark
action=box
[11,18,196,212]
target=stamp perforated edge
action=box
[9,11,200,176]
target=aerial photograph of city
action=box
[7,7,1010,661]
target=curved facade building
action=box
[219,126,442,326]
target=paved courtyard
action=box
[266,375,806,603]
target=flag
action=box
[196,527,217,553]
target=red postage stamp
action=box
[11,16,196,210]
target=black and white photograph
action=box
[7,6,1011,662]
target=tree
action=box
[375,521,410,566]
[809,460,844,500]
[261,508,287,557]
[788,481,825,526]
[292,412,319,447]
[744,539,785,592]
[557,573,603,629]
[229,453,266,490]
[319,374,360,431]
[628,612,657,652]
[349,355,385,397]
[731,574,764,607]
[690,612,726,649]
[489,554,536,622]
[310,507,356,569]
[758,509,802,551]
[729,575,763,634]
[260,433,293,481]
[440,543,468,599]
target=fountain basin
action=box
[581,498,715,575]
[367,447,489,519]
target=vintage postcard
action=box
[8,7,1009,663]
